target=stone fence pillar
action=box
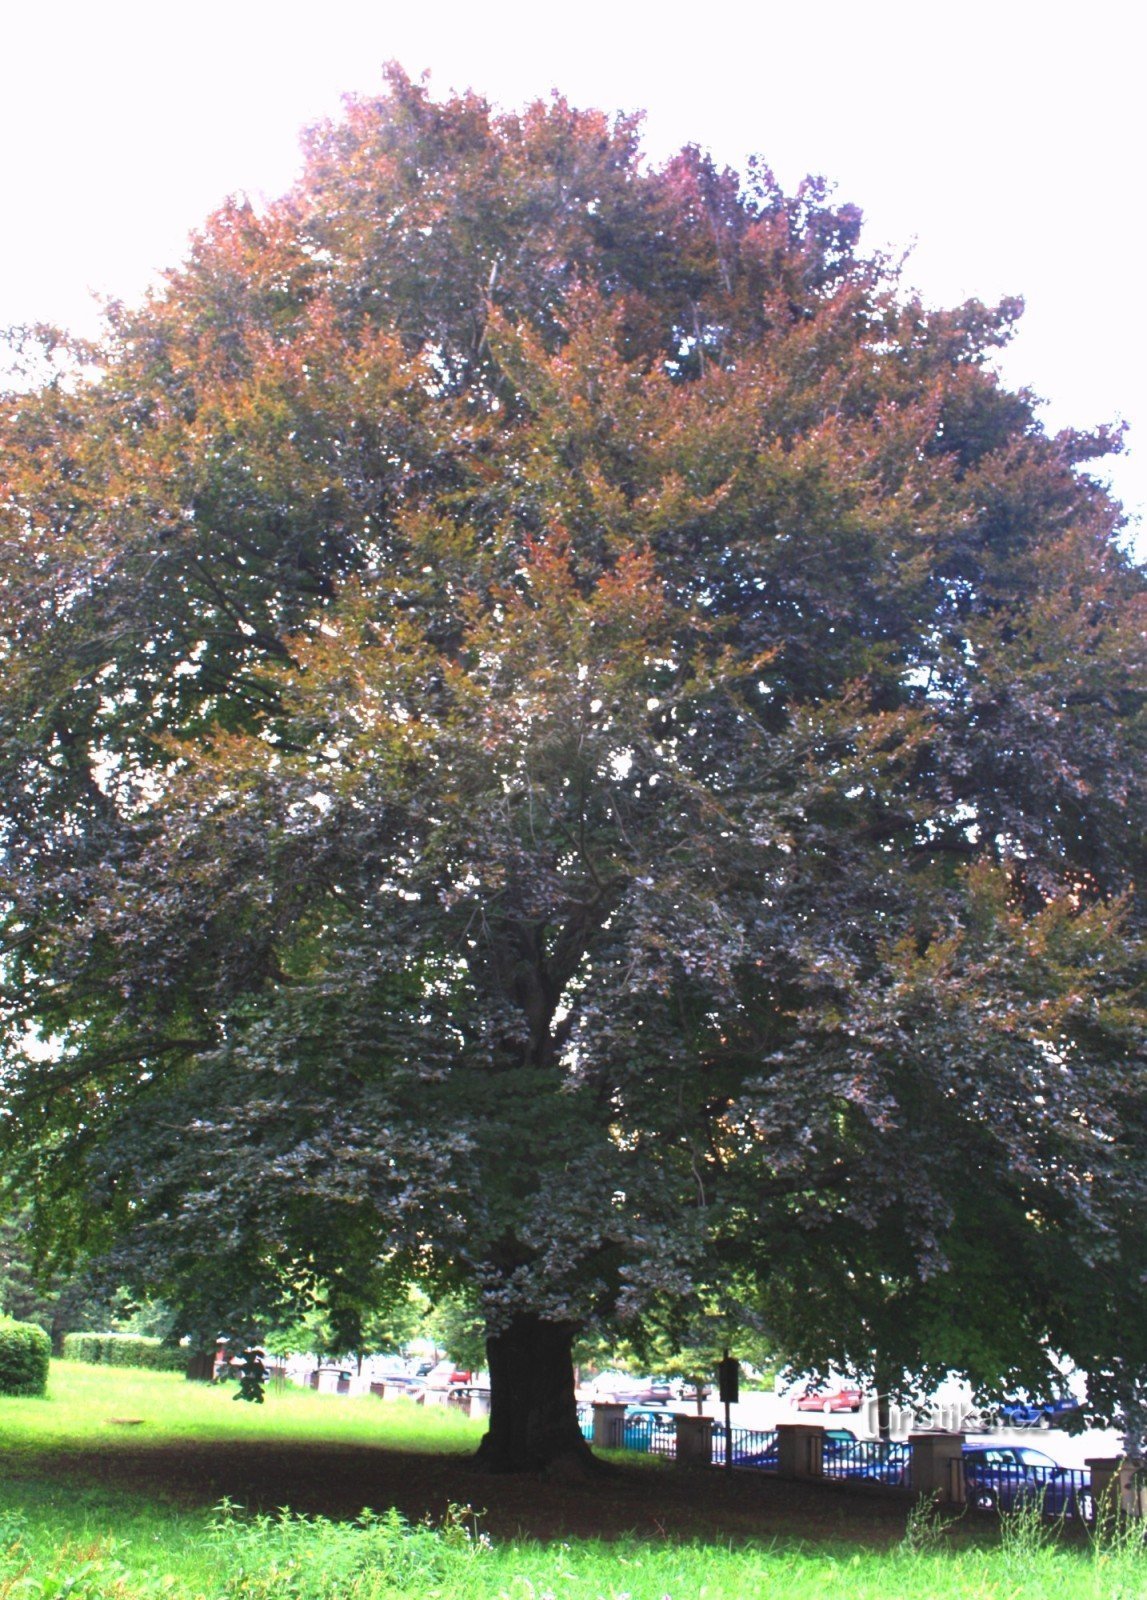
[1087,1457,1147,1519]
[909,1432,965,1504]
[466,1389,491,1419]
[776,1424,825,1479]
[592,1402,626,1449]
[674,1413,713,1467]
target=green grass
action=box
[0,1361,482,1457]
[1,1365,1145,1599]
[2,1498,1144,1600]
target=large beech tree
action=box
[1,67,1144,1470]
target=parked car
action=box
[962,1445,1093,1518]
[816,1427,904,1483]
[1041,1396,1085,1426]
[371,1370,420,1391]
[627,1379,677,1404]
[997,1396,1083,1429]
[618,1404,678,1453]
[405,1359,473,1402]
[730,1433,780,1469]
[792,1384,864,1413]
[423,1360,472,1387]
[997,1401,1049,1428]
[837,1440,911,1485]
[589,1373,673,1404]
[625,1404,677,1429]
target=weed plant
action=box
[898,1491,955,1556]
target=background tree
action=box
[0,1191,149,1350]
[1,66,1143,1471]
[577,1297,780,1406]
[425,1291,488,1375]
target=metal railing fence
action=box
[821,1437,911,1487]
[962,1459,1093,1519]
[713,1426,779,1469]
[575,1407,1102,1524]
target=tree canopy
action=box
[1,65,1144,1469]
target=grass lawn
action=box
[0,1360,484,1456]
[0,1363,1143,1599]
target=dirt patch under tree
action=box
[21,1438,930,1547]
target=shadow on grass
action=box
[5,1433,927,1550]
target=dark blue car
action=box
[963,1445,1093,1518]
[997,1396,1083,1429]
[821,1430,910,1485]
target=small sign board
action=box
[717,1355,740,1405]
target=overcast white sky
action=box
[2,0,1143,541]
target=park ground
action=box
[0,1364,1142,1599]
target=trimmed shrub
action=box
[0,1316,51,1396]
[61,1332,186,1372]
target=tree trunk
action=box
[873,1355,893,1442]
[474,1313,599,1474]
[876,1390,892,1443]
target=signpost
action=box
[718,1351,740,1473]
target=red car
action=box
[420,1360,473,1389]
[792,1384,864,1413]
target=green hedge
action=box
[62,1332,186,1372]
[0,1316,51,1395]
